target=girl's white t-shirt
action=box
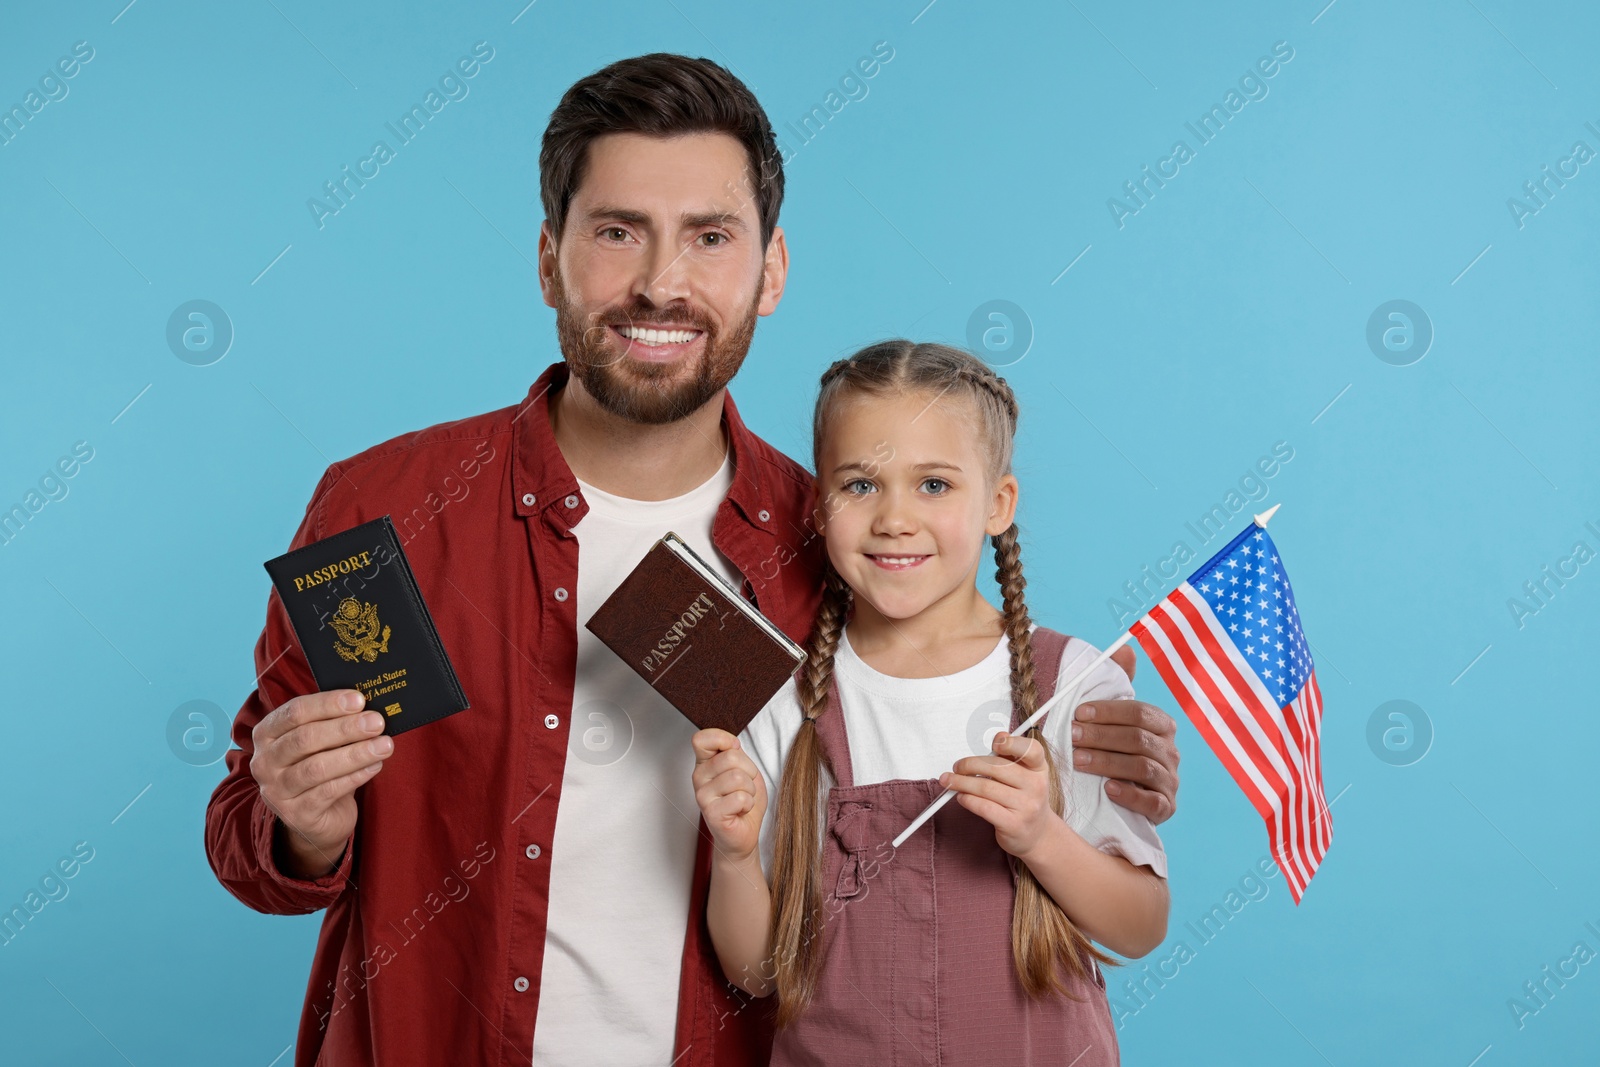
[738,625,1169,880]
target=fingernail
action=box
[1077,703,1095,721]
[370,737,393,757]
[341,691,363,711]
[362,712,384,732]
[1106,780,1123,796]
[1071,724,1083,742]
[1072,750,1089,768]
[939,772,950,786]
[995,732,1009,745]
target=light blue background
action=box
[2,1,1596,1064]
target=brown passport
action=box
[585,532,805,735]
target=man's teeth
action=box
[619,325,699,346]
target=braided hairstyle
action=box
[768,340,1112,1026]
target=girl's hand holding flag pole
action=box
[893,503,1332,903]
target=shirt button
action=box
[554,587,568,602]
[758,509,770,522]
[514,976,529,992]
[525,843,542,860]
[521,492,536,507]
[564,494,579,508]
[544,714,560,729]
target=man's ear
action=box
[757,226,788,317]
[537,220,559,308]
[984,473,1019,537]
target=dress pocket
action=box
[828,801,875,901]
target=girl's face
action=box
[815,388,1018,623]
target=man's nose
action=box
[633,237,693,308]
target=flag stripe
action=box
[1157,590,1317,891]
[1132,609,1312,897]
[1175,587,1328,892]
[1298,674,1332,857]
[1131,615,1277,819]
[1133,608,1280,816]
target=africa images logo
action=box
[331,597,391,663]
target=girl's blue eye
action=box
[844,478,875,495]
[922,478,949,494]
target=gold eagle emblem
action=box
[330,597,391,662]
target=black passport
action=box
[263,516,469,736]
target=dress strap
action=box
[811,677,855,789]
[1010,627,1073,733]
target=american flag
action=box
[1129,514,1331,902]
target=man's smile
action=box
[609,324,706,362]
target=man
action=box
[206,54,1181,1066]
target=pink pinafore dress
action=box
[770,627,1120,1067]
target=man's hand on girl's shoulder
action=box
[1069,645,1181,825]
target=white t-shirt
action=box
[739,626,1168,881]
[532,452,737,1067]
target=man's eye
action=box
[603,227,629,242]
[700,232,726,247]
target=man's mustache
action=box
[595,302,715,334]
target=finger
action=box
[1103,779,1177,824]
[256,690,367,744]
[691,728,740,761]
[939,771,1021,809]
[273,709,388,767]
[952,790,1013,830]
[990,731,1047,770]
[1075,699,1176,738]
[1110,643,1138,682]
[703,789,758,823]
[1071,748,1176,802]
[692,748,759,790]
[706,766,758,801]
[281,736,393,799]
[948,754,1032,790]
[297,759,385,813]
[1069,721,1167,763]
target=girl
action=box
[691,340,1169,1065]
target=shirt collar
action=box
[510,361,780,533]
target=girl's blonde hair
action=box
[769,339,1113,1026]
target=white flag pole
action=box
[888,502,1282,849]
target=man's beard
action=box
[551,267,761,425]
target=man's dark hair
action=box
[540,54,784,247]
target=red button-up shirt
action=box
[206,361,825,1066]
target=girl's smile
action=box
[863,552,932,570]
